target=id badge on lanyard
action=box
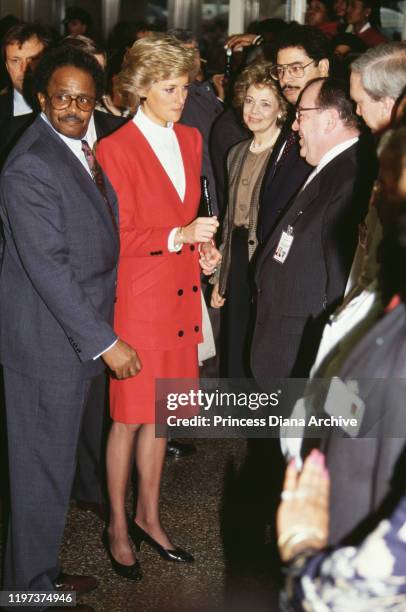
[273,225,294,264]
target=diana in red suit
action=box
[97,35,219,579]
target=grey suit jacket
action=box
[251,143,372,385]
[0,116,119,380]
[322,304,406,545]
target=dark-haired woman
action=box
[305,0,340,38]
[346,0,387,47]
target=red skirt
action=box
[109,344,198,424]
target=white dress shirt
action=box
[40,112,92,175]
[13,88,33,116]
[40,112,99,170]
[40,112,118,359]
[133,107,186,251]
[85,113,98,150]
[300,137,359,192]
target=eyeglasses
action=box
[46,93,96,112]
[295,106,322,120]
[270,60,316,81]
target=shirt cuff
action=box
[93,338,118,360]
[168,227,183,252]
[253,34,264,46]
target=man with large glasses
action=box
[227,25,331,243]
[257,25,331,244]
[0,46,141,611]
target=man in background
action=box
[63,6,92,38]
[0,22,54,162]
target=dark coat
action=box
[251,142,374,386]
[209,107,250,216]
[256,124,312,245]
[180,80,223,215]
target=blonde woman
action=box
[97,35,219,579]
[211,61,287,377]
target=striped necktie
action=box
[81,140,117,230]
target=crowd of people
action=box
[0,3,405,611]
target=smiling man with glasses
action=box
[0,46,141,612]
[250,78,374,548]
[252,77,374,387]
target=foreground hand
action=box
[211,282,225,308]
[180,216,219,244]
[277,449,329,562]
[225,33,257,51]
[199,242,222,275]
[102,339,142,380]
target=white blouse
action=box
[133,107,186,202]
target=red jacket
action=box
[357,25,388,47]
[98,121,203,350]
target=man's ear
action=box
[37,92,46,112]
[381,96,395,115]
[318,58,329,77]
[325,107,339,132]
[381,96,395,123]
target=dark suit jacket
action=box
[180,80,223,215]
[251,142,373,385]
[256,124,312,245]
[0,87,32,166]
[0,115,119,380]
[209,107,250,216]
[93,109,128,141]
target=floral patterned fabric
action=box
[282,492,406,611]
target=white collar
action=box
[40,112,84,153]
[359,22,372,33]
[346,22,371,34]
[301,137,359,192]
[133,106,174,134]
[315,137,359,174]
[85,113,97,149]
[13,88,33,116]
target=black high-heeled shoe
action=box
[102,529,143,581]
[130,522,194,563]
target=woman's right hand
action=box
[180,216,219,244]
[211,282,225,308]
[277,450,329,562]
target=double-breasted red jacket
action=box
[97,121,203,350]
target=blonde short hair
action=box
[233,60,288,127]
[117,34,196,108]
